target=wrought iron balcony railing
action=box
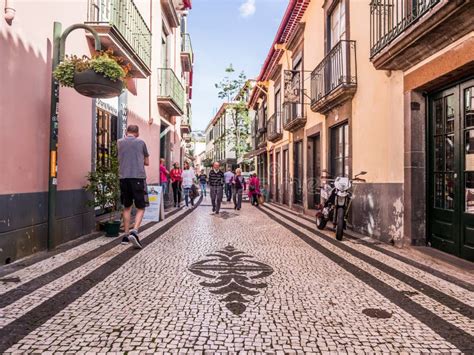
[257,105,267,134]
[257,132,267,149]
[370,0,441,58]
[310,40,357,114]
[181,33,194,72]
[87,0,152,70]
[182,34,193,61]
[157,68,185,116]
[267,112,283,142]
[282,70,306,131]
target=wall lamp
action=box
[4,0,15,25]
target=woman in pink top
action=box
[160,158,169,194]
[247,173,261,207]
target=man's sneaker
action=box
[121,236,129,245]
[129,230,143,249]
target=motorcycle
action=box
[315,171,367,240]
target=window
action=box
[275,86,281,131]
[329,0,346,49]
[96,108,118,167]
[330,123,349,177]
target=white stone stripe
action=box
[0,222,154,295]
[0,211,185,329]
[266,208,474,336]
[265,204,474,307]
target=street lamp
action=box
[47,22,101,250]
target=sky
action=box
[188,0,288,131]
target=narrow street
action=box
[1,199,472,354]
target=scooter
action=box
[315,171,367,240]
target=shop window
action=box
[96,108,118,167]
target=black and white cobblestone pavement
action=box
[0,198,473,354]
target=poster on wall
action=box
[143,185,164,222]
[466,188,474,213]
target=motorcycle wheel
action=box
[316,216,327,230]
[336,207,345,241]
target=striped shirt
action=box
[208,169,225,187]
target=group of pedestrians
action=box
[116,126,263,249]
[203,162,262,214]
[160,160,198,209]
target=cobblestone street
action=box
[0,199,473,354]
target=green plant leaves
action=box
[53,51,127,88]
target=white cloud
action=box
[239,0,256,18]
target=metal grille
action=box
[370,0,441,57]
[87,0,152,68]
[157,68,185,114]
[181,33,194,62]
[310,40,357,106]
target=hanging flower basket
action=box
[53,49,131,99]
[73,69,123,98]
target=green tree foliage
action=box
[215,65,251,161]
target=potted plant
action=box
[53,49,131,98]
[84,143,122,237]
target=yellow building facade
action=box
[248,0,474,261]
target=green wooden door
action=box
[429,79,474,261]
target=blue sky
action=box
[188,0,287,131]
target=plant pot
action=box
[103,220,121,237]
[73,69,123,98]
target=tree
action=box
[215,65,251,161]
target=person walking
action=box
[160,158,169,196]
[198,169,208,197]
[182,161,196,208]
[224,167,235,202]
[231,168,246,210]
[248,173,261,207]
[117,125,149,249]
[209,162,224,214]
[170,162,183,208]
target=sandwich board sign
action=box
[144,185,164,222]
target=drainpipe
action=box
[148,0,153,125]
[4,0,15,25]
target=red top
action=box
[170,168,183,183]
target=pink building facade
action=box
[0,0,193,263]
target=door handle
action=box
[454,173,458,179]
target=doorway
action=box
[293,141,303,205]
[276,151,281,203]
[283,148,289,205]
[428,79,474,261]
[308,134,321,209]
[270,152,274,200]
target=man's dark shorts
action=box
[120,179,146,209]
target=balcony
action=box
[181,34,194,72]
[182,132,192,143]
[86,0,152,78]
[257,132,267,149]
[181,104,192,134]
[283,70,306,131]
[310,40,357,114]
[267,112,283,142]
[161,0,180,28]
[257,106,267,134]
[370,0,474,70]
[157,68,185,116]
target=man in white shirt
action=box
[181,161,196,208]
[223,167,235,202]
